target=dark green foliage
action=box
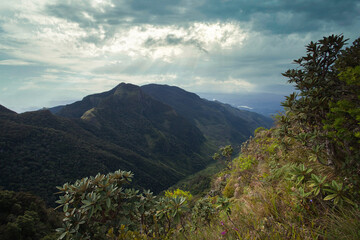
[213,145,234,169]
[308,173,327,197]
[289,163,313,185]
[286,162,356,207]
[55,170,140,239]
[326,39,360,181]
[55,169,250,239]
[323,180,354,206]
[281,35,346,152]
[191,197,217,227]
[324,65,360,179]
[0,190,61,240]
[280,35,360,188]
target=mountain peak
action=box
[112,83,143,98]
[113,82,136,89]
[0,104,16,114]
[142,84,201,101]
[55,82,142,118]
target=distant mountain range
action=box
[0,83,272,203]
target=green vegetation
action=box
[0,190,61,240]
[2,34,359,239]
[280,34,360,192]
[212,145,234,169]
[166,162,224,196]
[55,170,193,239]
[51,34,360,239]
[53,127,359,239]
[165,189,193,202]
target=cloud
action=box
[0,59,33,66]
[239,105,253,110]
[1,6,248,70]
[185,76,255,93]
[45,0,193,27]
[195,0,360,34]
[43,0,360,35]
[0,0,359,112]
[18,81,43,90]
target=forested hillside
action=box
[0,83,271,206]
[0,190,61,240]
[141,84,273,146]
[0,84,210,204]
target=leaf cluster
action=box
[288,163,355,207]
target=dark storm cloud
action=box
[45,0,192,27]
[128,0,187,16]
[45,0,360,34]
[46,3,96,27]
[196,0,360,33]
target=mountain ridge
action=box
[141,84,273,146]
[0,83,272,204]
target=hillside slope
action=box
[141,84,273,147]
[0,107,202,203]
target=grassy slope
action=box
[173,125,360,240]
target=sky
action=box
[0,0,359,112]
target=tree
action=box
[280,35,360,184]
[212,145,234,169]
